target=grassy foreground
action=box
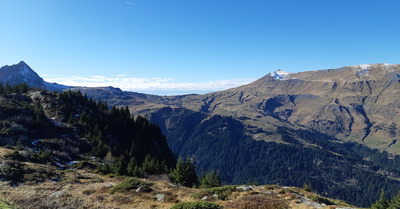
[0,168,355,209]
[0,199,19,209]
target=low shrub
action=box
[191,191,209,199]
[171,201,223,209]
[108,177,152,194]
[302,183,312,192]
[191,185,236,200]
[310,195,334,205]
[207,185,236,194]
[137,185,153,193]
[278,188,298,195]
[207,186,236,200]
[225,195,289,209]
[82,189,96,195]
[110,196,133,204]
[264,185,279,190]
[72,161,97,170]
[0,198,20,209]
[6,151,25,161]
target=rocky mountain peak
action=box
[0,61,43,86]
[0,61,70,92]
[269,69,291,80]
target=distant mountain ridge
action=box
[3,61,400,206]
[2,61,400,154]
[0,61,70,92]
[73,63,400,154]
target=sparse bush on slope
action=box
[171,201,223,209]
[108,177,152,194]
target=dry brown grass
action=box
[0,147,13,157]
[0,164,354,209]
[0,169,181,209]
[225,194,289,209]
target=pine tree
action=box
[389,191,400,209]
[183,159,198,187]
[124,106,130,119]
[127,157,143,177]
[97,163,112,174]
[0,83,4,96]
[200,170,222,188]
[371,190,389,209]
[171,157,185,184]
[142,154,158,175]
[171,158,198,187]
[4,83,11,95]
[33,100,44,122]
[113,155,127,175]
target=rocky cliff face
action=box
[0,61,69,92]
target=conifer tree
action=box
[171,158,198,187]
[142,154,159,175]
[183,159,198,187]
[0,83,4,95]
[371,190,389,209]
[200,169,222,188]
[113,155,127,175]
[127,157,142,177]
[389,191,400,209]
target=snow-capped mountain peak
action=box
[269,69,291,80]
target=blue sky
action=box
[1,0,400,95]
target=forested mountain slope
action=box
[77,64,400,155]
[0,85,175,185]
[0,85,360,209]
[149,107,400,207]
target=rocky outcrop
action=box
[0,61,69,92]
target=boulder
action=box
[156,194,165,202]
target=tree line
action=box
[149,107,400,207]
[56,90,176,177]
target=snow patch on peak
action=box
[354,63,394,70]
[354,65,370,77]
[356,69,370,77]
[357,64,371,70]
[353,63,396,76]
[269,69,291,80]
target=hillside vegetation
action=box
[78,64,400,155]
[0,169,354,209]
[149,107,400,207]
[0,85,175,185]
[0,85,360,208]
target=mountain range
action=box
[65,62,400,154]
[2,61,400,206]
[5,62,400,153]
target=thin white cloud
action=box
[43,75,255,94]
[124,1,135,6]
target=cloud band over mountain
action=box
[42,75,255,95]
